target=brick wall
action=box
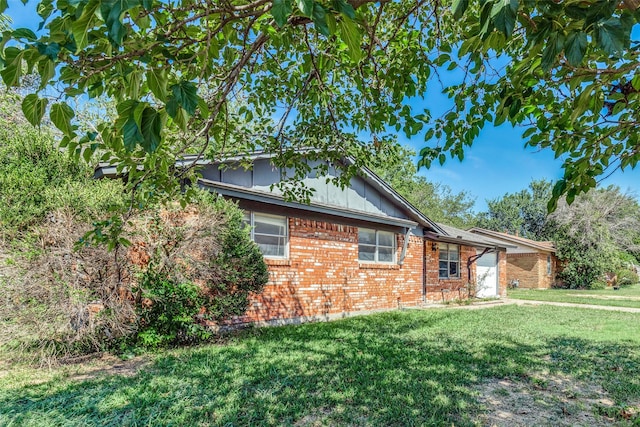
[239,217,426,324]
[498,251,507,297]
[423,241,479,303]
[235,215,512,324]
[507,252,556,289]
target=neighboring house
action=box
[96,153,508,325]
[468,228,558,289]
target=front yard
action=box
[509,284,640,309]
[1,305,639,426]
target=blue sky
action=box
[6,1,639,212]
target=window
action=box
[439,243,460,279]
[358,228,396,263]
[547,255,552,275]
[243,212,288,258]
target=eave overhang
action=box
[199,178,420,229]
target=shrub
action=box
[616,268,639,287]
[0,210,136,364]
[1,193,269,362]
[589,280,607,290]
[0,117,124,238]
[129,193,268,348]
[134,270,210,348]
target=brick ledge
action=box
[359,262,400,270]
[265,258,292,267]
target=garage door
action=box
[476,251,498,298]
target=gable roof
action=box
[467,227,556,253]
[94,151,446,234]
[424,223,512,251]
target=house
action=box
[96,153,509,325]
[468,227,558,289]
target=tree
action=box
[477,180,553,240]
[2,0,637,222]
[2,0,447,218]
[549,186,640,288]
[434,0,640,210]
[373,146,477,228]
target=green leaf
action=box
[312,3,330,36]
[326,13,337,35]
[71,0,100,52]
[146,68,168,100]
[571,83,595,123]
[564,32,587,66]
[36,42,61,61]
[541,33,564,71]
[0,47,24,87]
[271,0,292,27]
[595,17,626,56]
[338,17,362,62]
[37,58,55,89]
[12,28,37,41]
[452,0,469,19]
[100,0,137,46]
[140,106,162,153]
[491,0,518,36]
[21,94,48,127]
[0,0,7,13]
[83,145,94,163]
[297,0,313,17]
[50,102,76,136]
[122,118,143,151]
[333,0,355,19]
[167,81,199,117]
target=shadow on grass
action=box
[1,309,639,426]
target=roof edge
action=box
[468,227,556,253]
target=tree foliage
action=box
[439,0,640,210]
[476,180,553,240]
[0,93,124,238]
[2,0,638,221]
[478,181,640,288]
[1,0,448,217]
[373,146,477,228]
[549,186,640,287]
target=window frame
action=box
[438,243,460,279]
[358,228,396,264]
[243,211,288,259]
[546,255,552,275]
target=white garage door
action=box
[476,251,498,298]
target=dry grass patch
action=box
[477,372,638,426]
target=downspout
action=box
[422,232,427,302]
[467,247,493,282]
[398,227,411,266]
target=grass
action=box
[1,305,640,426]
[509,284,640,309]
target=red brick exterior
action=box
[237,216,500,324]
[498,251,508,297]
[507,252,557,289]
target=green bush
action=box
[589,280,607,290]
[134,270,210,348]
[0,119,123,237]
[616,269,639,287]
[554,229,619,289]
[205,197,270,321]
[128,194,268,349]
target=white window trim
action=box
[244,211,289,259]
[439,243,460,279]
[358,228,397,264]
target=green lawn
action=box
[1,306,639,426]
[509,284,640,309]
